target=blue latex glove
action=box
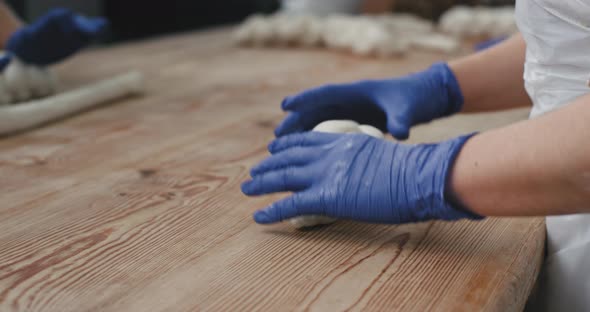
[242,132,483,225]
[5,8,108,67]
[275,62,464,140]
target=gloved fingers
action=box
[50,8,108,37]
[253,191,317,224]
[275,110,340,137]
[44,7,72,20]
[72,15,109,37]
[386,114,411,140]
[241,167,311,196]
[250,147,319,176]
[281,83,360,112]
[274,113,305,137]
[268,132,340,154]
[6,8,110,67]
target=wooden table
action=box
[0,28,545,312]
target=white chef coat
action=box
[516,0,590,310]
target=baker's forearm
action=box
[0,2,23,48]
[449,93,590,216]
[449,34,532,113]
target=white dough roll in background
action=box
[0,71,143,136]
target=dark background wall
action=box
[6,0,279,42]
[103,0,279,42]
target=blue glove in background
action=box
[275,62,464,140]
[5,8,108,66]
[242,132,482,225]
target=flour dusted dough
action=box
[358,124,385,139]
[234,6,517,56]
[439,6,517,38]
[234,13,459,57]
[4,58,33,103]
[410,33,461,54]
[274,14,309,45]
[0,56,56,105]
[313,119,361,133]
[25,66,56,98]
[377,13,433,35]
[300,16,324,47]
[288,120,385,229]
[0,71,143,136]
[233,15,276,46]
[322,15,409,57]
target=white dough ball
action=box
[358,125,385,139]
[300,16,324,47]
[313,119,360,133]
[233,15,268,45]
[3,58,32,103]
[252,21,276,45]
[0,56,57,105]
[353,22,389,55]
[491,8,517,37]
[471,7,496,36]
[26,66,56,98]
[374,36,409,57]
[439,5,516,38]
[439,6,475,37]
[274,14,308,45]
[238,15,277,46]
[233,25,254,45]
[232,15,260,45]
[410,33,460,54]
[322,15,355,50]
[378,13,434,35]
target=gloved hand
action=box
[4,8,108,67]
[242,132,483,225]
[275,62,464,140]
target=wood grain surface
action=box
[0,27,544,312]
